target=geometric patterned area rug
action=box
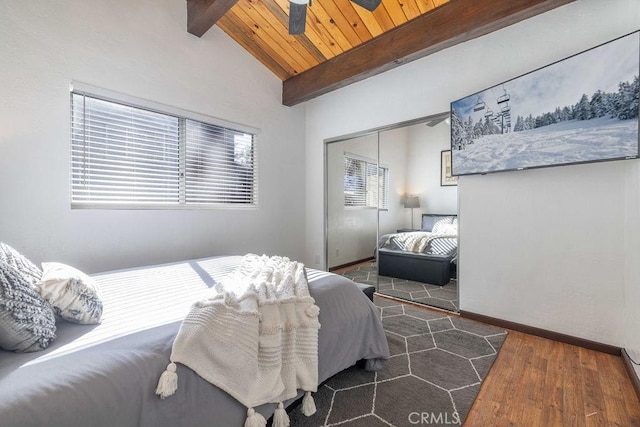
[289,295,507,426]
[341,263,459,312]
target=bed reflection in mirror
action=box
[326,112,459,313]
[376,214,458,312]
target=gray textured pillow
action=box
[421,215,454,232]
[0,263,56,352]
[0,242,42,287]
[37,262,103,325]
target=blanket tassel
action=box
[273,402,290,427]
[155,362,178,398]
[244,408,267,427]
[301,391,317,416]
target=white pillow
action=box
[432,222,458,235]
[37,262,103,325]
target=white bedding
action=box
[380,231,458,256]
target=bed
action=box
[378,214,458,285]
[0,255,389,427]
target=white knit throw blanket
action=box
[155,254,321,427]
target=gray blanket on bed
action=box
[0,256,389,427]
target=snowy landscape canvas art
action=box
[451,31,639,176]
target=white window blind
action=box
[343,155,388,209]
[185,120,257,205]
[71,92,257,208]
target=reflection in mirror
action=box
[326,112,459,313]
[326,133,379,289]
[376,116,459,311]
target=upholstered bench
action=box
[355,282,375,302]
[378,248,453,285]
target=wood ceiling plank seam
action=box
[289,27,338,63]
[399,0,424,21]
[303,0,355,51]
[282,0,576,105]
[370,2,396,32]
[243,0,323,67]
[235,0,314,72]
[272,0,345,57]
[414,0,438,15]
[237,0,315,70]
[350,5,385,37]
[383,0,410,26]
[258,0,329,62]
[217,16,291,79]
[223,10,299,76]
[318,0,366,45]
[326,1,373,43]
[303,7,349,55]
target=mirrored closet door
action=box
[326,132,380,287]
[325,112,460,312]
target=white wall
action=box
[405,121,457,217]
[304,0,639,347]
[379,128,409,235]
[624,161,640,373]
[0,0,306,273]
[460,162,626,343]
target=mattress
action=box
[0,256,389,427]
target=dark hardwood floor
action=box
[465,329,640,426]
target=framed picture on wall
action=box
[450,31,639,176]
[441,150,458,186]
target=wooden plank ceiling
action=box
[187,0,576,106]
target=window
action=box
[71,91,257,208]
[343,155,388,209]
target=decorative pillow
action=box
[421,215,456,232]
[421,216,439,232]
[0,263,56,352]
[0,242,42,287]
[37,262,103,325]
[432,222,458,235]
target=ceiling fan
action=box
[288,0,382,35]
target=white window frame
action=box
[70,82,259,210]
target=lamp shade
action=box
[404,196,420,209]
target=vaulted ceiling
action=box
[187,0,575,106]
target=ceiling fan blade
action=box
[350,0,381,12]
[426,117,446,127]
[288,1,308,35]
[426,113,450,127]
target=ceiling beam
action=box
[282,0,575,106]
[187,0,239,37]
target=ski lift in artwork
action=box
[497,86,510,104]
[484,107,494,118]
[473,97,486,112]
